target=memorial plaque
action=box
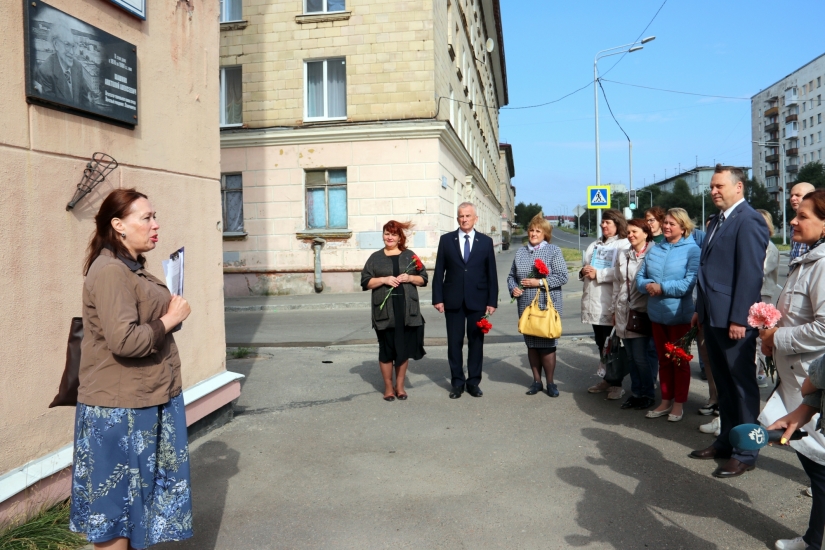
[24,1,138,127]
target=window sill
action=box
[302,116,348,124]
[296,229,352,240]
[220,123,244,129]
[296,11,351,24]
[220,20,248,31]
[223,232,248,240]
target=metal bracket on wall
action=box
[66,153,119,211]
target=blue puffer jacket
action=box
[636,237,700,325]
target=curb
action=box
[226,300,433,312]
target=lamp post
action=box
[594,36,655,237]
[753,140,786,244]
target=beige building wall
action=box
[219,0,509,296]
[0,0,226,512]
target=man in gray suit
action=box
[689,165,769,478]
[33,19,94,109]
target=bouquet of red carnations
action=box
[511,258,550,303]
[476,312,493,334]
[748,302,782,381]
[379,254,424,310]
[665,326,698,367]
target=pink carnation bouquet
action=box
[748,302,782,381]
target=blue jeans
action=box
[646,337,659,382]
[624,336,656,399]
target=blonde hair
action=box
[666,208,694,237]
[756,209,775,236]
[527,213,552,243]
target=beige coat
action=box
[78,248,182,408]
[610,245,650,339]
[579,236,630,326]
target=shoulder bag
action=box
[49,317,83,408]
[518,278,562,339]
[624,255,651,336]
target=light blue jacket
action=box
[636,237,700,325]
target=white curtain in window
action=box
[327,59,346,118]
[306,188,327,228]
[306,62,324,118]
[328,187,347,228]
[224,175,244,232]
[224,67,242,125]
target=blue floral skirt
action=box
[69,394,193,548]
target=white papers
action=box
[590,247,617,270]
[162,247,185,296]
[162,247,184,332]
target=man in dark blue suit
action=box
[432,202,498,398]
[689,165,769,478]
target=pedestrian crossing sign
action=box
[587,186,611,209]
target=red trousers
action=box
[651,322,692,403]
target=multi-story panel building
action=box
[751,53,825,200]
[652,166,750,195]
[218,0,512,296]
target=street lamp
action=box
[753,140,786,244]
[594,36,655,237]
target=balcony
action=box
[786,123,799,138]
[786,113,798,123]
[765,106,779,117]
[766,169,779,177]
[787,147,799,156]
[785,88,799,105]
[765,122,779,133]
[787,164,799,173]
[765,154,779,163]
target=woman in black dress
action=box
[361,220,428,401]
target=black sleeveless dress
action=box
[376,255,426,364]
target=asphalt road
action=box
[158,341,811,550]
[549,227,596,253]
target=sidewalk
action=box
[225,287,433,312]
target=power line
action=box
[601,78,751,100]
[501,80,593,110]
[599,0,669,78]
[597,79,630,142]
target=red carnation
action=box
[413,255,423,271]
[476,313,493,334]
[534,259,550,276]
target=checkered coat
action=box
[507,244,568,348]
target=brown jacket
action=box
[78,248,182,408]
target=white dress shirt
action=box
[460,228,476,255]
[708,197,746,243]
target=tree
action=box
[745,178,781,228]
[794,161,825,189]
[514,202,543,230]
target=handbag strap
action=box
[529,278,554,311]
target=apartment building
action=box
[218,0,513,296]
[751,53,825,200]
[653,166,750,195]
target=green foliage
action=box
[0,500,87,550]
[514,202,543,230]
[230,347,253,359]
[794,161,825,188]
[745,178,781,228]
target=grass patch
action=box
[560,247,583,263]
[0,500,87,550]
[771,236,791,251]
[230,347,253,359]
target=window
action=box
[804,136,808,146]
[221,174,244,234]
[804,153,808,163]
[819,77,822,88]
[819,94,822,106]
[220,67,242,127]
[820,113,823,124]
[304,58,346,120]
[219,0,242,22]
[804,119,808,129]
[306,169,347,229]
[305,0,345,13]
[819,131,823,143]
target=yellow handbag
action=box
[518,278,562,339]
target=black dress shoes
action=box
[689,446,730,460]
[466,385,483,397]
[621,396,641,409]
[449,386,464,399]
[713,458,755,478]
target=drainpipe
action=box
[312,237,326,293]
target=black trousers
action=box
[445,304,485,389]
[799,452,825,550]
[704,325,761,465]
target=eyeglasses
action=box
[55,38,79,51]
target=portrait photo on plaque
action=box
[24,1,138,126]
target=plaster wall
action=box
[0,0,225,476]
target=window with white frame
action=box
[306,169,347,229]
[305,0,345,13]
[305,58,346,121]
[219,0,242,22]
[220,67,242,127]
[221,174,244,234]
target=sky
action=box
[497,0,825,216]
